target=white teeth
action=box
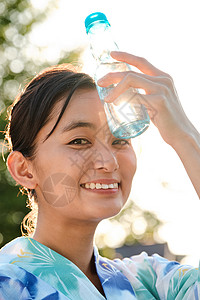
[82,182,119,189]
[96,183,102,189]
[90,183,96,189]
[102,184,109,189]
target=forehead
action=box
[37,88,108,142]
[56,89,107,129]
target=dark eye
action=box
[112,139,130,146]
[68,138,91,145]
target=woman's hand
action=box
[98,51,200,198]
[97,51,194,148]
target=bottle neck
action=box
[87,22,119,63]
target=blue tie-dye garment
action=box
[0,237,199,299]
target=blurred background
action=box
[0,0,199,265]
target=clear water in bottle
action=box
[95,61,150,139]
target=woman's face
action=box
[32,88,137,223]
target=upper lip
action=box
[81,179,120,185]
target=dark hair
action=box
[5,63,96,235]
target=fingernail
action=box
[104,94,112,102]
[110,51,120,55]
[97,79,103,85]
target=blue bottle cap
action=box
[85,12,110,33]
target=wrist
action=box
[171,124,200,153]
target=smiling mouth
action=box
[80,182,119,190]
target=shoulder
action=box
[107,253,199,299]
[107,251,180,275]
[0,263,33,299]
[0,263,67,300]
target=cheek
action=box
[33,149,81,208]
[118,149,137,188]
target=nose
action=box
[93,145,119,172]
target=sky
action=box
[30,0,200,265]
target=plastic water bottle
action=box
[84,12,150,139]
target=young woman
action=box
[0,51,199,299]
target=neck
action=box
[32,211,98,276]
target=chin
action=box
[90,202,124,221]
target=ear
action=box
[7,151,37,189]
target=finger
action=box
[110,51,167,77]
[97,70,153,86]
[103,73,161,102]
[97,71,127,86]
[97,70,173,91]
[131,93,165,112]
[135,94,182,129]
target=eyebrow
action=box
[60,121,96,134]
